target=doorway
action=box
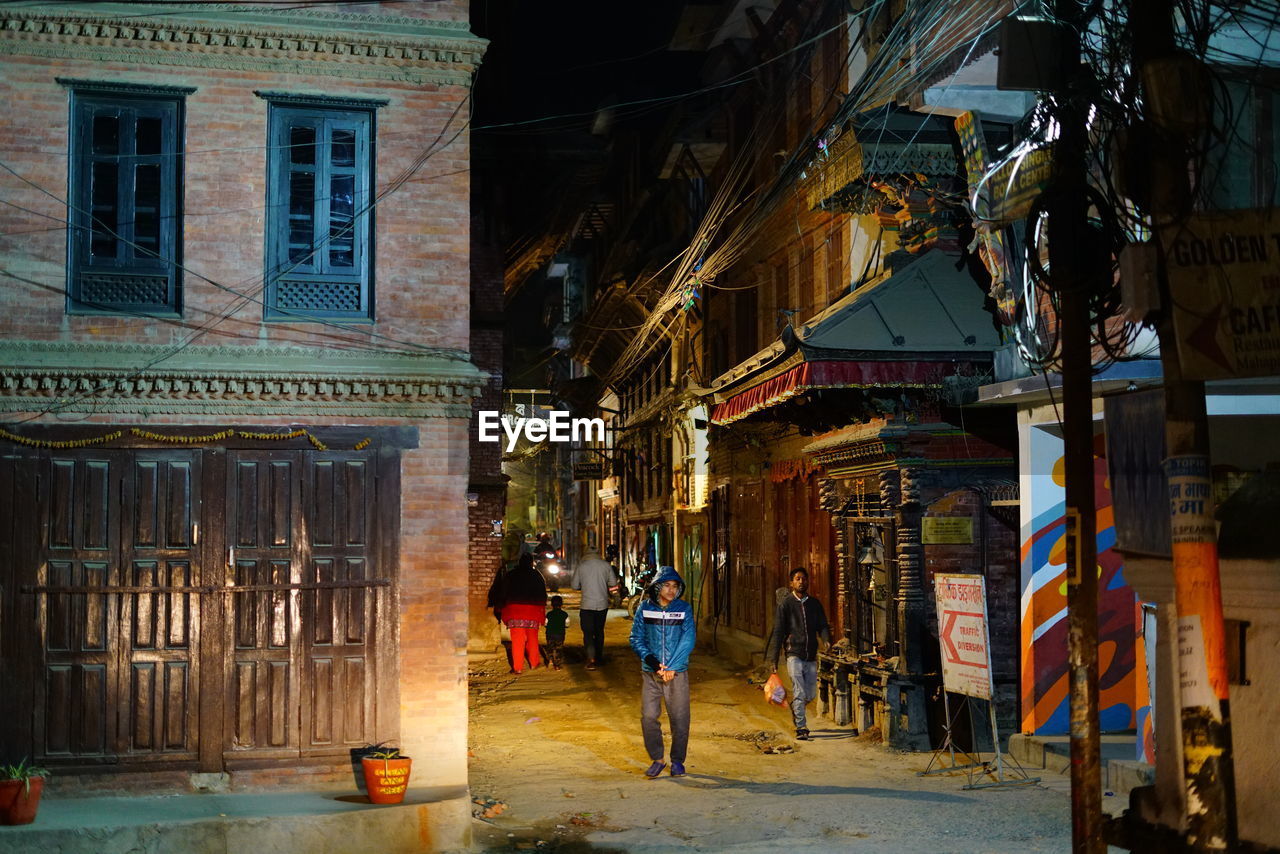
[0,443,397,774]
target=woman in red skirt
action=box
[488,553,548,673]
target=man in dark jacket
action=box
[764,567,831,740]
[628,566,696,778]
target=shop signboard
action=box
[572,460,605,481]
[934,573,992,700]
[964,139,1053,226]
[1164,208,1280,380]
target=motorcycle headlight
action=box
[546,563,560,575]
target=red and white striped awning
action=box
[709,359,950,426]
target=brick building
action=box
[0,2,485,839]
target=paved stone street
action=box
[468,603,1113,853]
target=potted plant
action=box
[0,759,49,825]
[359,745,411,805]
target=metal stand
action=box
[918,691,1040,789]
[918,691,987,776]
[961,696,1039,790]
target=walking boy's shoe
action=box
[643,760,666,778]
[669,762,686,777]
[795,728,811,740]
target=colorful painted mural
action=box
[1020,427,1151,739]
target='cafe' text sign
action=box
[1164,208,1280,380]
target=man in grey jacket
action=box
[572,548,620,669]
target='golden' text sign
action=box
[1164,208,1280,380]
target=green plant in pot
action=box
[0,759,50,825]
[359,744,411,805]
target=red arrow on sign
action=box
[940,610,988,667]
[1186,302,1234,374]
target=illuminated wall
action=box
[1019,423,1151,737]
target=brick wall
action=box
[0,58,472,352]
[922,485,1021,734]
[0,2,481,800]
[399,419,472,785]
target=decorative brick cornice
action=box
[0,3,486,87]
[0,340,484,419]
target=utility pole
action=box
[1132,0,1239,849]
[1048,1,1102,850]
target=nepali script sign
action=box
[934,573,993,700]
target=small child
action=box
[545,595,569,670]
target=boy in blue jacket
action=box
[629,565,696,778]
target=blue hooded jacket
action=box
[629,566,696,672]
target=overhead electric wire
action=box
[605,0,1015,386]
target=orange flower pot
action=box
[0,777,44,825]
[360,756,411,804]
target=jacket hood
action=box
[646,565,684,602]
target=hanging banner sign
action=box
[1163,207,1280,380]
[934,573,993,700]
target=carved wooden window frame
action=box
[63,80,191,317]
[262,93,383,323]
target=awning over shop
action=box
[708,250,999,427]
[711,359,953,426]
[795,249,998,352]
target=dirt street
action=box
[465,601,1085,854]
[467,599,1090,853]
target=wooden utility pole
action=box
[1133,0,1240,849]
[1048,2,1103,851]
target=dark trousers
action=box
[641,670,690,763]
[579,608,608,663]
[546,633,565,667]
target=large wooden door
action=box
[299,452,378,754]
[4,444,389,773]
[35,452,124,764]
[224,450,381,762]
[32,450,200,766]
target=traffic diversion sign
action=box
[934,573,993,700]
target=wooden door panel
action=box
[44,662,108,756]
[308,557,371,645]
[37,454,120,762]
[129,458,195,550]
[731,481,766,636]
[120,452,200,760]
[232,658,292,749]
[231,458,294,550]
[47,458,113,551]
[309,458,370,548]
[226,453,301,757]
[301,454,375,753]
[124,559,194,755]
[233,558,294,650]
[128,659,190,751]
